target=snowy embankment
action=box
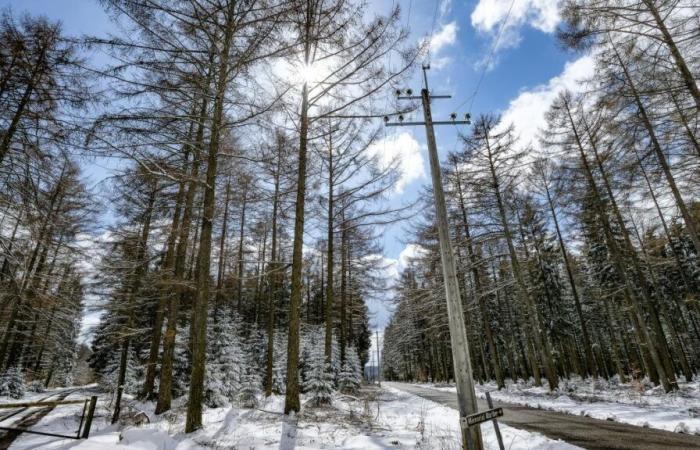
[5,385,580,449]
[419,377,700,435]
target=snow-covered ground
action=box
[419,377,700,435]
[1,386,105,450]
[3,385,580,449]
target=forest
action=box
[0,0,699,447]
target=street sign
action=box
[460,407,504,428]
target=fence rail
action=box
[0,395,97,440]
[0,400,86,409]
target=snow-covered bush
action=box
[204,315,243,407]
[338,347,362,394]
[239,353,262,408]
[304,344,333,406]
[299,326,322,383]
[0,367,26,399]
[172,327,192,399]
[28,380,46,393]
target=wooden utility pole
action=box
[386,65,482,450]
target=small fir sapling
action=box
[0,367,26,399]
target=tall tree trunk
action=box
[641,0,700,111]
[483,131,558,390]
[113,182,157,424]
[285,78,310,415]
[185,5,236,428]
[612,44,700,254]
[582,112,677,386]
[216,178,232,312]
[142,150,190,399]
[452,162,504,388]
[324,138,334,364]
[156,92,208,414]
[1,173,65,370]
[627,211,693,381]
[236,183,248,312]
[265,140,283,396]
[339,212,348,363]
[284,3,314,413]
[0,42,48,165]
[670,94,700,158]
[543,183,597,378]
[563,97,673,391]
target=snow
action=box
[4,385,581,449]
[419,377,700,435]
[374,385,580,450]
[2,387,109,450]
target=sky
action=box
[2,0,595,339]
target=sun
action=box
[292,58,334,86]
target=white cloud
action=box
[361,245,428,332]
[472,0,561,34]
[398,243,428,270]
[430,21,458,54]
[471,0,561,57]
[367,132,426,194]
[439,0,453,19]
[423,21,459,69]
[497,55,595,149]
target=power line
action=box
[406,0,413,29]
[455,0,517,113]
[427,0,442,65]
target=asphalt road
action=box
[386,382,700,450]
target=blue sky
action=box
[3,0,595,334]
[365,1,590,262]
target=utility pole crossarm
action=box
[386,120,471,127]
[397,95,452,100]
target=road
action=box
[386,382,700,450]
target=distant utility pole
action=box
[385,64,483,450]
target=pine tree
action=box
[271,332,288,395]
[239,347,261,408]
[304,342,334,406]
[0,366,25,399]
[338,347,361,394]
[204,315,243,407]
[171,327,191,400]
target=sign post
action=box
[459,393,505,450]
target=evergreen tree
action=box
[303,343,333,407]
[239,348,262,408]
[271,332,288,395]
[0,366,25,399]
[338,346,361,394]
[204,315,243,407]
